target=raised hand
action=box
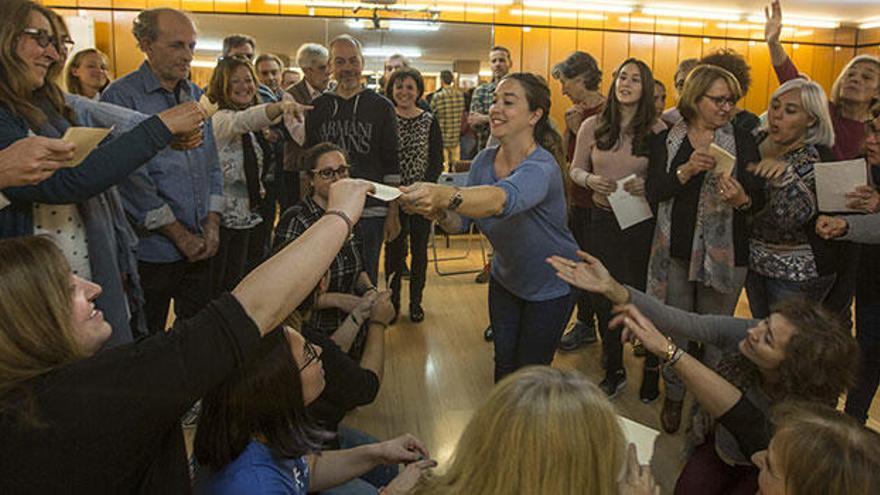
[158,101,206,136]
[764,0,783,46]
[398,182,451,218]
[547,250,625,303]
[326,178,374,226]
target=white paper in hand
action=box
[365,180,402,202]
[618,415,660,465]
[708,143,736,177]
[607,174,653,230]
[61,126,114,167]
[815,159,868,212]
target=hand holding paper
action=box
[607,174,653,230]
[364,180,402,202]
[815,159,868,212]
[61,127,113,168]
[708,143,735,177]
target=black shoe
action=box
[483,325,494,341]
[410,304,425,323]
[639,366,660,404]
[599,369,627,399]
[558,320,597,351]
[475,264,490,284]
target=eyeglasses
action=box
[312,165,350,180]
[702,94,737,109]
[21,28,74,52]
[298,341,320,371]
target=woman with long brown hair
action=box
[0,178,373,493]
[64,48,110,99]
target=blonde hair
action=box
[770,78,835,148]
[64,48,109,96]
[413,367,626,495]
[0,237,81,423]
[770,402,880,495]
[830,55,880,107]
[677,64,743,123]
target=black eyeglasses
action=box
[21,28,74,52]
[702,94,737,109]
[298,341,320,371]
[312,165,350,180]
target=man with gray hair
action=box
[305,35,400,285]
[101,8,223,334]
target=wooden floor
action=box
[341,235,880,494]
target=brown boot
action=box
[660,397,683,434]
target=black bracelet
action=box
[324,209,353,238]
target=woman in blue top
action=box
[400,73,578,382]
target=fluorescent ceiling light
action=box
[362,47,422,58]
[859,17,880,30]
[435,0,512,4]
[346,19,440,31]
[642,5,742,21]
[619,16,703,27]
[407,3,494,14]
[196,39,223,52]
[523,1,633,13]
[192,60,218,68]
[745,14,838,29]
[510,8,603,20]
[716,23,764,31]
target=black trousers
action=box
[384,212,431,310]
[138,258,212,334]
[569,205,597,326]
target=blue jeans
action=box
[745,270,836,319]
[359,216,386,286]
[488,277,574,382]
[321,426,398,495]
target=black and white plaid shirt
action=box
[274,196,365,333]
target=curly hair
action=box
[718,298,857,405]
[701,49,752,96]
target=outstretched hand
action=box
[764,0,783,45]
[610,304,669,357]
[547,250,626,303]
[398,182,451,218]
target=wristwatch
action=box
[447,188,463,211]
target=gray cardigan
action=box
[840,213,880,244]
[628,288,771,466]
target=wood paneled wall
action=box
[44,1,879,127]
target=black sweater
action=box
[0,294,260,494]
[646,126,765,266]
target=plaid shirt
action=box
[470,80,497,151]
[273,196,365,333]
[430,86,466,148]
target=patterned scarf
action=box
[646,119,739,302]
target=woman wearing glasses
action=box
[275,143,379,337]
[645,64,764,433]
[205,56,308,295]
[0,0,204,347]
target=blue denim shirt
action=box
[101,62,224,263]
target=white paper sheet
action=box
[607,174,653,230]
[619,415,660,465]
[814,159,868,212]
[61,126,114,167]
[365,180,402,202]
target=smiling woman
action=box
[547,250,859,494]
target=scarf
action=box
[646,119,739,302]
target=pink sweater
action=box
[571,115,667,206]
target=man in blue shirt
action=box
[102,8,223,334]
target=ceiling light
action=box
[620,16,703,27]
[522,1,634,13]
[510,8,603,20]
[346,19,440,31]
[859,17,880,30]
[362,47,423,58]
[745,14,838,29]
[642,5,742,21]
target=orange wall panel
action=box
[746,41,772,115]
[112,11,143,79]
[678,37,703,63]
[629,33,654,66]
[146,0,181,8]
[601,32,628,95]
[652,35,679,92]
[522,28,550,79]
[576,30,603,65]
[493,26,523,73]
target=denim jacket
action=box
[101,62,224,263]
